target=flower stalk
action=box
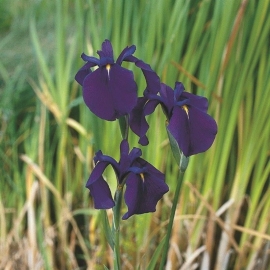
[111,116,129,269]
[112,186,123,269]
[118,115,129,140]
[159,170,185,269]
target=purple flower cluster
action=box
[75,40,217,219]
[75,40,159,121]
[86,140,168,219]
[130,82,217,156]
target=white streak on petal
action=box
[106,64,111,80]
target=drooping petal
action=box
[122,173,142,219]
[86,161,111,188]
[135,158,166,182]
[130,97,150,145]
[83,64,137,120]
[125,55,160,94]
[181,92,208,112]
[130,92,167,146]
[75,61,96,86]
[93,150,103,164]
[187,107,217,154]
[88,175,115,209]
[122,162,168,219]
[85,161,115,209]
[168,106,217,156]
[144,99,161,116]
[81,53,101,64]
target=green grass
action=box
[0,0,269,269]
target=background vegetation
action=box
[0,0,269,269]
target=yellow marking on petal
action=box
[182,105,189,119]
[140,173,145,182]
[106,64,111,80]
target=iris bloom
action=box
[75,39,160,121]
[130,82,217,157]
[86,140,169,219]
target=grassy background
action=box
[0,0,269,269]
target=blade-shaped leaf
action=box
[100,210,114,249]
[166,125,189,172]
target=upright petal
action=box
[119,140,131,176]
[128,147,142,164]
[97,39,114,66]
[116,45,136,65]
[83,65,137,120]
[120,139,129,156]
[173,82,185,101]
[159,83,175,116]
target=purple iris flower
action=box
[86,140,169,219]
[130,82,217,157]
[75,39,160,121]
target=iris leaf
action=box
[100,210,114,249]
[166,125,189,172]
[146,236,166,270]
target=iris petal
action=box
[128,147,142,164]
[120,139,129,156]
[122,174,141,219]
[167,107,190,156]
[83,65,137,120]
[122,163,168,219]
[97,39,114,65]
[85,161,115,209]
[86,161,110,187]
[130,97,150,145]
[81,53,101,64]
[187,107,217,154]
[116,45,136,65]
[75,62,95,86]
[119,140,132,175]
[160,83,175,112]
[182,92,208,112]
[168,106,217,156]
[173,82,185,100]
[125,55,160,94]
[88,176,115,209]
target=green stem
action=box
[159,170,185,269]
[112,187,123,270]
[110,115,129,269]
[118,115,129,140]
